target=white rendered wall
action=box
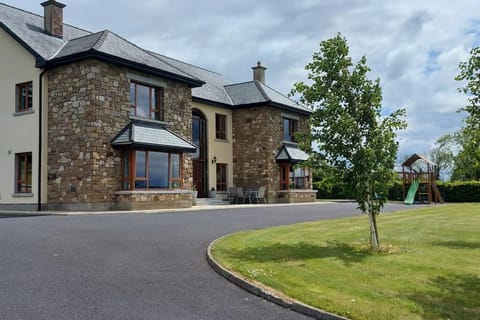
[0,29,42,205]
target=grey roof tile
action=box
[276,144,309,162]
[225,80,311,114]
[150,52,233,105]
[225,81,267,105]
[112,121,197,153]
[0,2,89,60]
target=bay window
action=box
[122,150,182,190]
[279,163,310,190]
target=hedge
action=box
[436,181,480,202]
[315,180,480,202]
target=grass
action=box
[210,203,480,320]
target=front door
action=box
[192,110,208,197]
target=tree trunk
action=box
[368,212,380,248]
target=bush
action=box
[387,181,404,201]
[313,181,351,199]
[437,181,480,202]
[387,180,480,202]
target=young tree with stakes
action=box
[292,34,407,248]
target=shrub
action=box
[437,181,480,202]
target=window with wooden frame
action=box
[130,82,163,121]
[15,152,32,193]
[215,113,227,140]
[279,163,290,190]
[279,163,310,190]
[122,150,182,190]
[16,82,33,112]
[283,117,298,142]
[216,163,227,191]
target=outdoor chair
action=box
[252,186,267,204]
[236,187,247,204]
[227,187,237,203]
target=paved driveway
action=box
[0,202,410,319]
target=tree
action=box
[292,34,407,248]
[455,47,480,179]
[450,130,480,181]
[429,134,455,180]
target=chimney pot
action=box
[41,0,66,38]
[252,61,267,84]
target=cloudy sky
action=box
[10,0,480,159]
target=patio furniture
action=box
[236,187,247,204]
[251,186,267,204]
[227,187,237,203]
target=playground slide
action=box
[404,181,419,204]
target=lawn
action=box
[210,203,480,320]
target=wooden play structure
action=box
[402,153,444,204]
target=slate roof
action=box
[0,2,89,60]
[0,2,202,86]
[111,120,197,153]
[150,52,233,106]
[276,143,309,163]
[0,2,310,114]
[225,81,311,114]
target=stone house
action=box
[0,1,315,211]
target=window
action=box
[130,82,163,121]
[283,118,298,142]
[279,163,310,190]
[122,150,182,190]
[215,114,226,140]
[16,82,33,112]
[216,163,227,191]
[15,153,32,193]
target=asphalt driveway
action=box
[0,202,411,320]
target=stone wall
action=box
[232,106,309,201]
[277,190,317,203]
[115,190,192,210]
[163,82,193,190]
[46,59,193,210]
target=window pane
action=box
[148,152,168,188]
[171,154,180,179]
[136,84,150,118]
[150,88,160,120]
[192,116,200,159]
[283,118,290,141]
[20,86,27,109]
[135,151,146,178]
[16,82,33,112]
[16,153,32,193]
[130,83,136,105]
[27,84,33,110]
[135,180,147,189]
[216,114,226,140]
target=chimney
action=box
[252,61,267,84]
[41,0,66,38]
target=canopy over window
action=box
[276,143,309,163]
[111,120,197,153]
